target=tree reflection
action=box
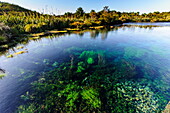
[78,32,84,37]
[90,30,99,39]
[101,29,109,40]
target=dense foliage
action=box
[0,1,29,12]
[0,2,170,44]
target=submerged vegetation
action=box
[17,47,170,112]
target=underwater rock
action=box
[163,101,170,113]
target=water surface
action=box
[1,24,170,112]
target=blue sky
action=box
[1,0,170,15]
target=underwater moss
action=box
[52,62,59,67]
[16,48,169,113]
[81,88,101,109]
[77,62,85,72]
[79,50,97,59]
[108,81,160,113]
[18,103,37,113]
[43,59,50,65]
[87,57,94,64]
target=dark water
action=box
[1,24,170,112]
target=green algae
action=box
[43,59,50,65]
[77,62,85,72]
[79,50,97,59]
[52,62,59,67]
[17,49,169,112]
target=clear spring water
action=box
[1,24,170,112]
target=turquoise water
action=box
[0,24,170,112]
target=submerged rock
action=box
[163,101,170,113]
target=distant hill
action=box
[0,1,30,12]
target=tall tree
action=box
[103,6,109,12]
[90,10,97,19]
[75,7,85,18]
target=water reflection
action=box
[0,25,159,56]
[90,31,99,39]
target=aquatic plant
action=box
[77,61,85,72]
[52,62,59,67]
[43,59,50,65]
[81,88,101,109]
[17,103,37,113]
[108,81,160,113]
[79,50,97,59]
[16,49,169,113]
[87,57,94,64]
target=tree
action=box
[90,10,97,20]
[75,7,85,18]
[64,12,72,18]
[103,6,109,12]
